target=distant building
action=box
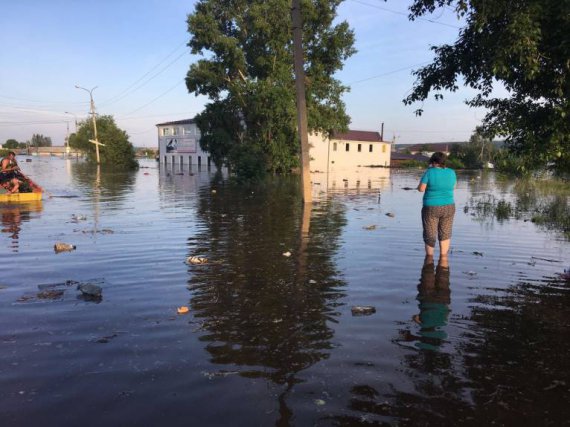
[156,119,211,169]
[400,143,457,157]
[309,130,391,172]
[390,152,430,167]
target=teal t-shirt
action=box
[420,167,456,206]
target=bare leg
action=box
[425,244,434,256]
[439,239,450,256]
[10,178,19,193]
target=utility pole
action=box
[291,0,312,204]
[65,111,78,132]
[75,85,104,164]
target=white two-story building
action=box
[156,119,211,169]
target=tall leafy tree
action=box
[31,134,52,147]
[404,0,570,175]
[69,115,138,169]
[186,0,356,177]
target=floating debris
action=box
[211,189,217,194]
[473,251,484,256]
[54,242,76,253]
[177,306,189,314]
[314,399,326,406]
[463,271,478,277]
[37,289,65,300]
[402,187,415,190]
[187,256,208,265]
[385,213,395,218]
[282,251,292,257]
[363,225,377,230]
[71,214,87,222]
[95,333,118,344]
[77,283,102,298]
[351,306,376,316]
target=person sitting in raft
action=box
[0,151,21,193]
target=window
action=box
[333,142,337,151]
[382,144,386,153]
[162,128,171,136]
[172,127,179,136]
[358,144,362,152]
[345,143,350,152]
[369,145,373,152]
[183,126,193,135]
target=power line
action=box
[348,61,430,84]
[349,0,461,29]
[122,80,185,117]
[100,44,189,107]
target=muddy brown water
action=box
[1,158,569,426]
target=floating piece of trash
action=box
[314,399,326,406]
[187,256,208,265]
[402,187,414,190]
[308,279,317,284]
[463,271,477,276]
[363,225,377,230]
[211,189,217,194]
[385,213,395,218]
[71,214,87,221]
[351,306,376,316]
[282,251,292,257]
[473,251,484,256]
[77,283,102,298]
[177,306,189,314]
[54,242,76,253]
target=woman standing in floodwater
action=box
[417,152,457,256]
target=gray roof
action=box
[156,118,196,127]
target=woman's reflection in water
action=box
[412,255,451,351]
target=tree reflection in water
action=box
[185,177,347,423]
[70,162,137,200]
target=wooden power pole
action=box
[291,0,312,204]
[75,85,104,164]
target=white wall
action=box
[309,133,391,173]
[157,122,211,168]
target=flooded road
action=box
[0,158,569,426]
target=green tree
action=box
[186,0,356,178]
[31,134,52,147]
[69,115,138,169]
[4,139,19,149]
[449,128,496,169]
[404,0,570,176]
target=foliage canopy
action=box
[69,115,138,169]
[3,139,19,149]
[30,134,52,148]
[404,0,570,176]
[186,0,356,177]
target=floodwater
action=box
[0,158,569,426]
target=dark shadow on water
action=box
[324,256,570,425]
[185,177,347,425]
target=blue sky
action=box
[0,0,485,147]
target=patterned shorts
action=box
[422,204,455,248]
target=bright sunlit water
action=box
[1,157,568,426]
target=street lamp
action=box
[75,85,102,164]
[64,111,78,132]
